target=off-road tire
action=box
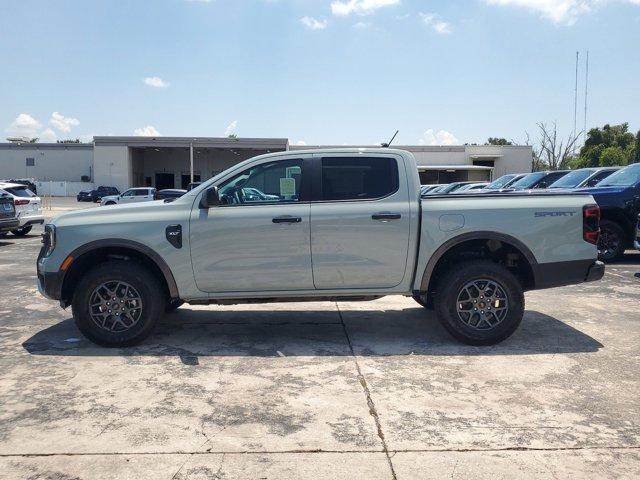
[71,260,164,347]
[434,260,524,346]
[11,225,33,236]
[597,219,626,262]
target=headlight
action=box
[41,224,56,257]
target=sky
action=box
[1,0,639,147]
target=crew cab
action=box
[576,163,640,261]
[37,148,604,347]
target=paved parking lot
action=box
[0,203,639,479]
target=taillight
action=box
[583,204,600,245]
[14,199,29,206]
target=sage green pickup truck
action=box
[37,148,604,347]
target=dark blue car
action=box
[576,163,640,261]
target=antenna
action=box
[381,130,399,148]
[573,51,579,142]
[583,50,589,142]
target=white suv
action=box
[0,182,44,236]
[100,187,156,206]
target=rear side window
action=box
[6,187,35,198]
[134,189,149,196]
[320,157,398,201]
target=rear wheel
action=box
[434,260,524,345]
[11,225,33,236]
[71,261,164,347]
[598,220,625,262]
[104,201,116,205]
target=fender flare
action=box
[63,238,180,300]
[419,231,538,291]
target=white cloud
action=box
[6,113,42,138]
[418,129,459,146]
[50,111,80,132]
[483,0,640,25]
[143,76,170,88]
[134,125,161,136]
[331,0,400,16]
[353,21,371,28]
[225,120,238,136]
[40,128,57,142]
[420,13,452,34]
[300,16,328,29]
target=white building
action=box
[0,137,532,193]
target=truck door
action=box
[189,157,314,293]
[310,154,411,289]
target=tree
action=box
[227,134,238,139]
[485,137,513,146]
[579,123,635,166]
[599,146,627,167]
[634,130,640,164]
[28,137,39,143]
[536,122,581,170]
[57,139,81,144]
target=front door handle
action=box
[272,215,302,224]
[372,212,401,221]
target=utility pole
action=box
[583,50,589,143]
[190,142,194,184]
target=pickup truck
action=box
[37,148,604,347]
[576,163,640,261]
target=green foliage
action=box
[577,123,635,167]
[599,146,627,167]
[634,130,640,164]
[486,137,513,146]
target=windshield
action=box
[597,164,640,187]
[485,174,516,190]
[548,169,594,188]
[510,172,546,189]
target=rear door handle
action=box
[272,215,302,224]
[372,212,401,221]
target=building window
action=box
[26,157,35,166]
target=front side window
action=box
[217,159,304,205]
[320,157,398,201]
[121,190,134,197]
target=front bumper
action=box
[532,259,605,290]
[0,218,20,233]
[18,214,44,228]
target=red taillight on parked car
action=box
[583,204,600,245]
[13,199,29,206]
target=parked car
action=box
[100,187,156,206]
[453,182,490,193]
[576,163,640,261]
[508,170,570,190]
[420,184,444,195]
[77,186,120,202]
[0,182,44,236]
[155,189,187,201]
[436,181,478,194]
[0,191,20,237]
[38,148,604,348]
[548,167,620,190]
[634,214,640,252]
[482,174,527,192]
[2,178,38,194]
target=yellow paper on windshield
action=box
[280,177,295,198]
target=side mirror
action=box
[200,186,220,209]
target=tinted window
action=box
[321,157,398,201]
[511,172,546,189]
[485,174,516,190]
[585,170,615,186]
[218,159,304,205]
[6,186,35,198]
[134,189,149,196]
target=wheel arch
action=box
[60,239,179,307]
[419,231,538,304]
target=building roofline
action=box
[93,136,289,149]
[0,142,93,150]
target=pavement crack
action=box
[336,302,398,480]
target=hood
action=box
[574,186,629,196]
[52,199,170,226]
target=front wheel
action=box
[598,220,626,262]
[71,261,164,347]
[11,225,33,236]
[434,260,524,346]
